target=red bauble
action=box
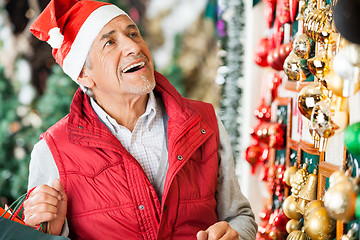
[276,0,291,25]
[289,0,298,23]
[273,209,289,233]
[255,101,272,122]
[270,72,282,101]
[263,0,277,28]
[254,37,271,67]
[245,144,263,174]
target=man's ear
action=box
[77,68,95,88]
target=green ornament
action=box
[355,195,360,219]
[344,122,360,157]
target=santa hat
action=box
[30,0,128,82]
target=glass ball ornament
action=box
[284,52,311,82]
[297,83,329,120]
[304,206,336,240]
[344,122,360,157]
[283,195,303,220]
[293,34,315,60]
[286,219,302,234]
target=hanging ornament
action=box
[304,5,335,44]
[296,169,318,214]
[290,163,309,200]
[283,195,303,220]
[303,206,336,240]
[326,66,360,98]
[307,47,332,82]
[292,34,315,60]
[344,122,360,157]
[286,229,311,240]
[245,142,268,174]
[304,199,324,222]
[286,219,302,234]
[254,37,271,67]
[289,0,298,23]
[297,83,329,120]
[268,42,292,71]
[340,223,359,240]
[331,95,349,135]
[283,164,299,187]
[254,100,272,122]
[276,0,291,25]
[270,72,282,101]
[283,52,312,83]
[268,123,286,149]
[323,170,357,222]
[310,99,336,152]
[262,0,277,29]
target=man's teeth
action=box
[122,62,145,73]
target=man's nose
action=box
[121,36,141,56]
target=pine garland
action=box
[219,0,246,163]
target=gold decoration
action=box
[286,229,311,240]
[304,200,324,222]
[290,163,309,200]
[326,68,360,97]
[308,48,331,80]
[283,195,303,220]
[284,52,308,82]
[293,34,313,60]
[297,169,318,214]
[304,206,336,240]
[284,164,299,186]
[298,83,329,120]
[286,219,302,234]
[323,171,357,222]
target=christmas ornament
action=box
[297,83,329,120]
[292,34,315,60]
[276,0,291,25]
[283,164,298,187]
[304,5,335,44]
[344,122,360,157]
[283,195,303,220]
[304,200,324,222]
[254,37,271,67]
[283,52,307,81]
[310,99,336,152]
[245,142,268,174]
[326,66,360,97]
[296,169,318,214]
[270,72,282,101]
[334,0,360,44]
[304,206,336,240]
[286,229,311,240]
[286,219,302,234]
[323,170,357,222]
[331,95,349,135]
[255,101,272,122]
[290,163,309,200]
[272,208,289,234]
[307,48,331,81]
[268,42,292,71]
[262,0,276,28]
[289,0,298,23]
[340,223,359,240]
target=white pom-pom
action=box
[47,27,64,49]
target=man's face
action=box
[83,15,155,99]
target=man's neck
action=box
[93,93,149,132]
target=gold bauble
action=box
[284,165,299,186]
[323,178,357,222]
[311,99,335,139]
[298,83,328,119]
[290,164,309,198]
[284,52,307,81]
[286,230,311,240]
[328,170,346,187]
[286,219,303,234]
[304,200,324,222]
[293,34,313,59]
[304,206,336,240]
[283,195,303,220]
[308,49,330,79]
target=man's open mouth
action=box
[122,62,145,73]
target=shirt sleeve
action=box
[215,115,258,240]
[28,139,70,237]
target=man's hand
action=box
[196,221,239,240]
[23,178,67,235]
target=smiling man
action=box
[24,0,257,239]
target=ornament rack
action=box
[251,0,360,239]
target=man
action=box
[23,0,257,239]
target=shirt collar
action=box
[90,91,158,133]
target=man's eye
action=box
[129,32,139,38]
[104,40,114,47]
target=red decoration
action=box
[289,0,298,23]
[255,101,272,122]
[262,0,277,28]
[276,0,291,25]
[267,41,293,71]
[270,72,282,101]
[254,37,271,67]
[250,122,286,149]
[245,141,268,174]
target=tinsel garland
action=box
[219,0,246,163]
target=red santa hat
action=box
[30,0,128,82]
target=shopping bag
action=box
[0,191,70,239]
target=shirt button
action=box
[201,129,206,134]
[177,155,183,161]
[139,205,144,210]
[78,125,83,129]
[163,205,167,211]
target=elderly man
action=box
[23,0,257,239]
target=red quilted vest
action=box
[41,71,219,239]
